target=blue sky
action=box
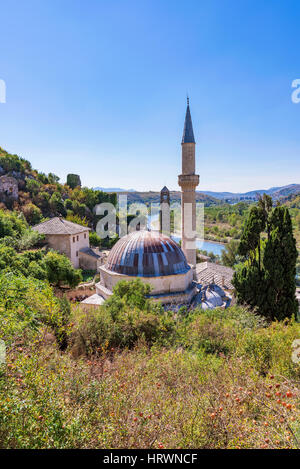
[0,0,299,192]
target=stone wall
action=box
[97,264,195,305]
[69,230,90,268]
[79,251,99,271]
[96,277,197,305]
[46,234,71,258]
[0,176,18,199]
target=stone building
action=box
[33,217,101,270]
[159,186,170,236]
[82,99,232,309]
[79,246,102,271]
[95,230,197,305]
[0,176,18,200]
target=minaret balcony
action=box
[178,174,199,189]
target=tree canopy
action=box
[233,196,298,321]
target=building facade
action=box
[33,217,101,270]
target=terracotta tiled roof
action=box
[106,230,190,277]
[33,217,90,235]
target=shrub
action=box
[43,251,82,288]
[49,192,66,217]
[89,231,101,247]
[65,213,89,226]
[0,210,27,238]
[25,178,41,196]
[1,343,299,449]
[105,279,152,314]
[71,306,176,356]
[0,273,66,347]
[22,203,42,225]
[70,280,176,355]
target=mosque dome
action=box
[106,230,190,277]
[199,286,224,310]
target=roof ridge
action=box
[33,216,90,235]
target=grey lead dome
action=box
[106,230,190,277]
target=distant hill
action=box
[94,187,136,192]
[112,190,220,207]
[200,184,300,201]
[281,191,300,209]
[95,184,300,205]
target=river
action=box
[171,236,225,257]
[147,212,225,256]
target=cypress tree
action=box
[263,207,298,320]
[233,202,298,321]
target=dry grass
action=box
[1,338,299,449]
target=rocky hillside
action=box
[0,147,116,227]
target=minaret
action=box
[159,186,170,236]
[178,97,199,270]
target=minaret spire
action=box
[178,97,199,272]
[182,97,195,144]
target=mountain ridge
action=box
[201,184,300,200]
[95,184,300,201]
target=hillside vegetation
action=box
[203,199,299,248]
[0,278,299,449]
[0,209,82,287]
[0,147,299,449]
[0,147,116,228]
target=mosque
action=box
[82,100,232,309]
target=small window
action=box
[77,235,79,241]
[84,233,86,239]
[73,237,75,243]
[76,251,78,257]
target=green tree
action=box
[49,192,66,217]
[0,246,17,271]
[22,203,42,225]
[33,191,51,213]
[89,231,101,247]
[238,206,265,271]
[48,173,60,184]
[0,210,26,238]
[43,251,82,287]
[258,193,273,238]
[233,202,298,321]
[16,228,43,251]
[262,207,298,320]
[65,213,88,226]
[25,178,41,196]
[105,279,152,318]
[221,239,240,267]
[64,198,73,211]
